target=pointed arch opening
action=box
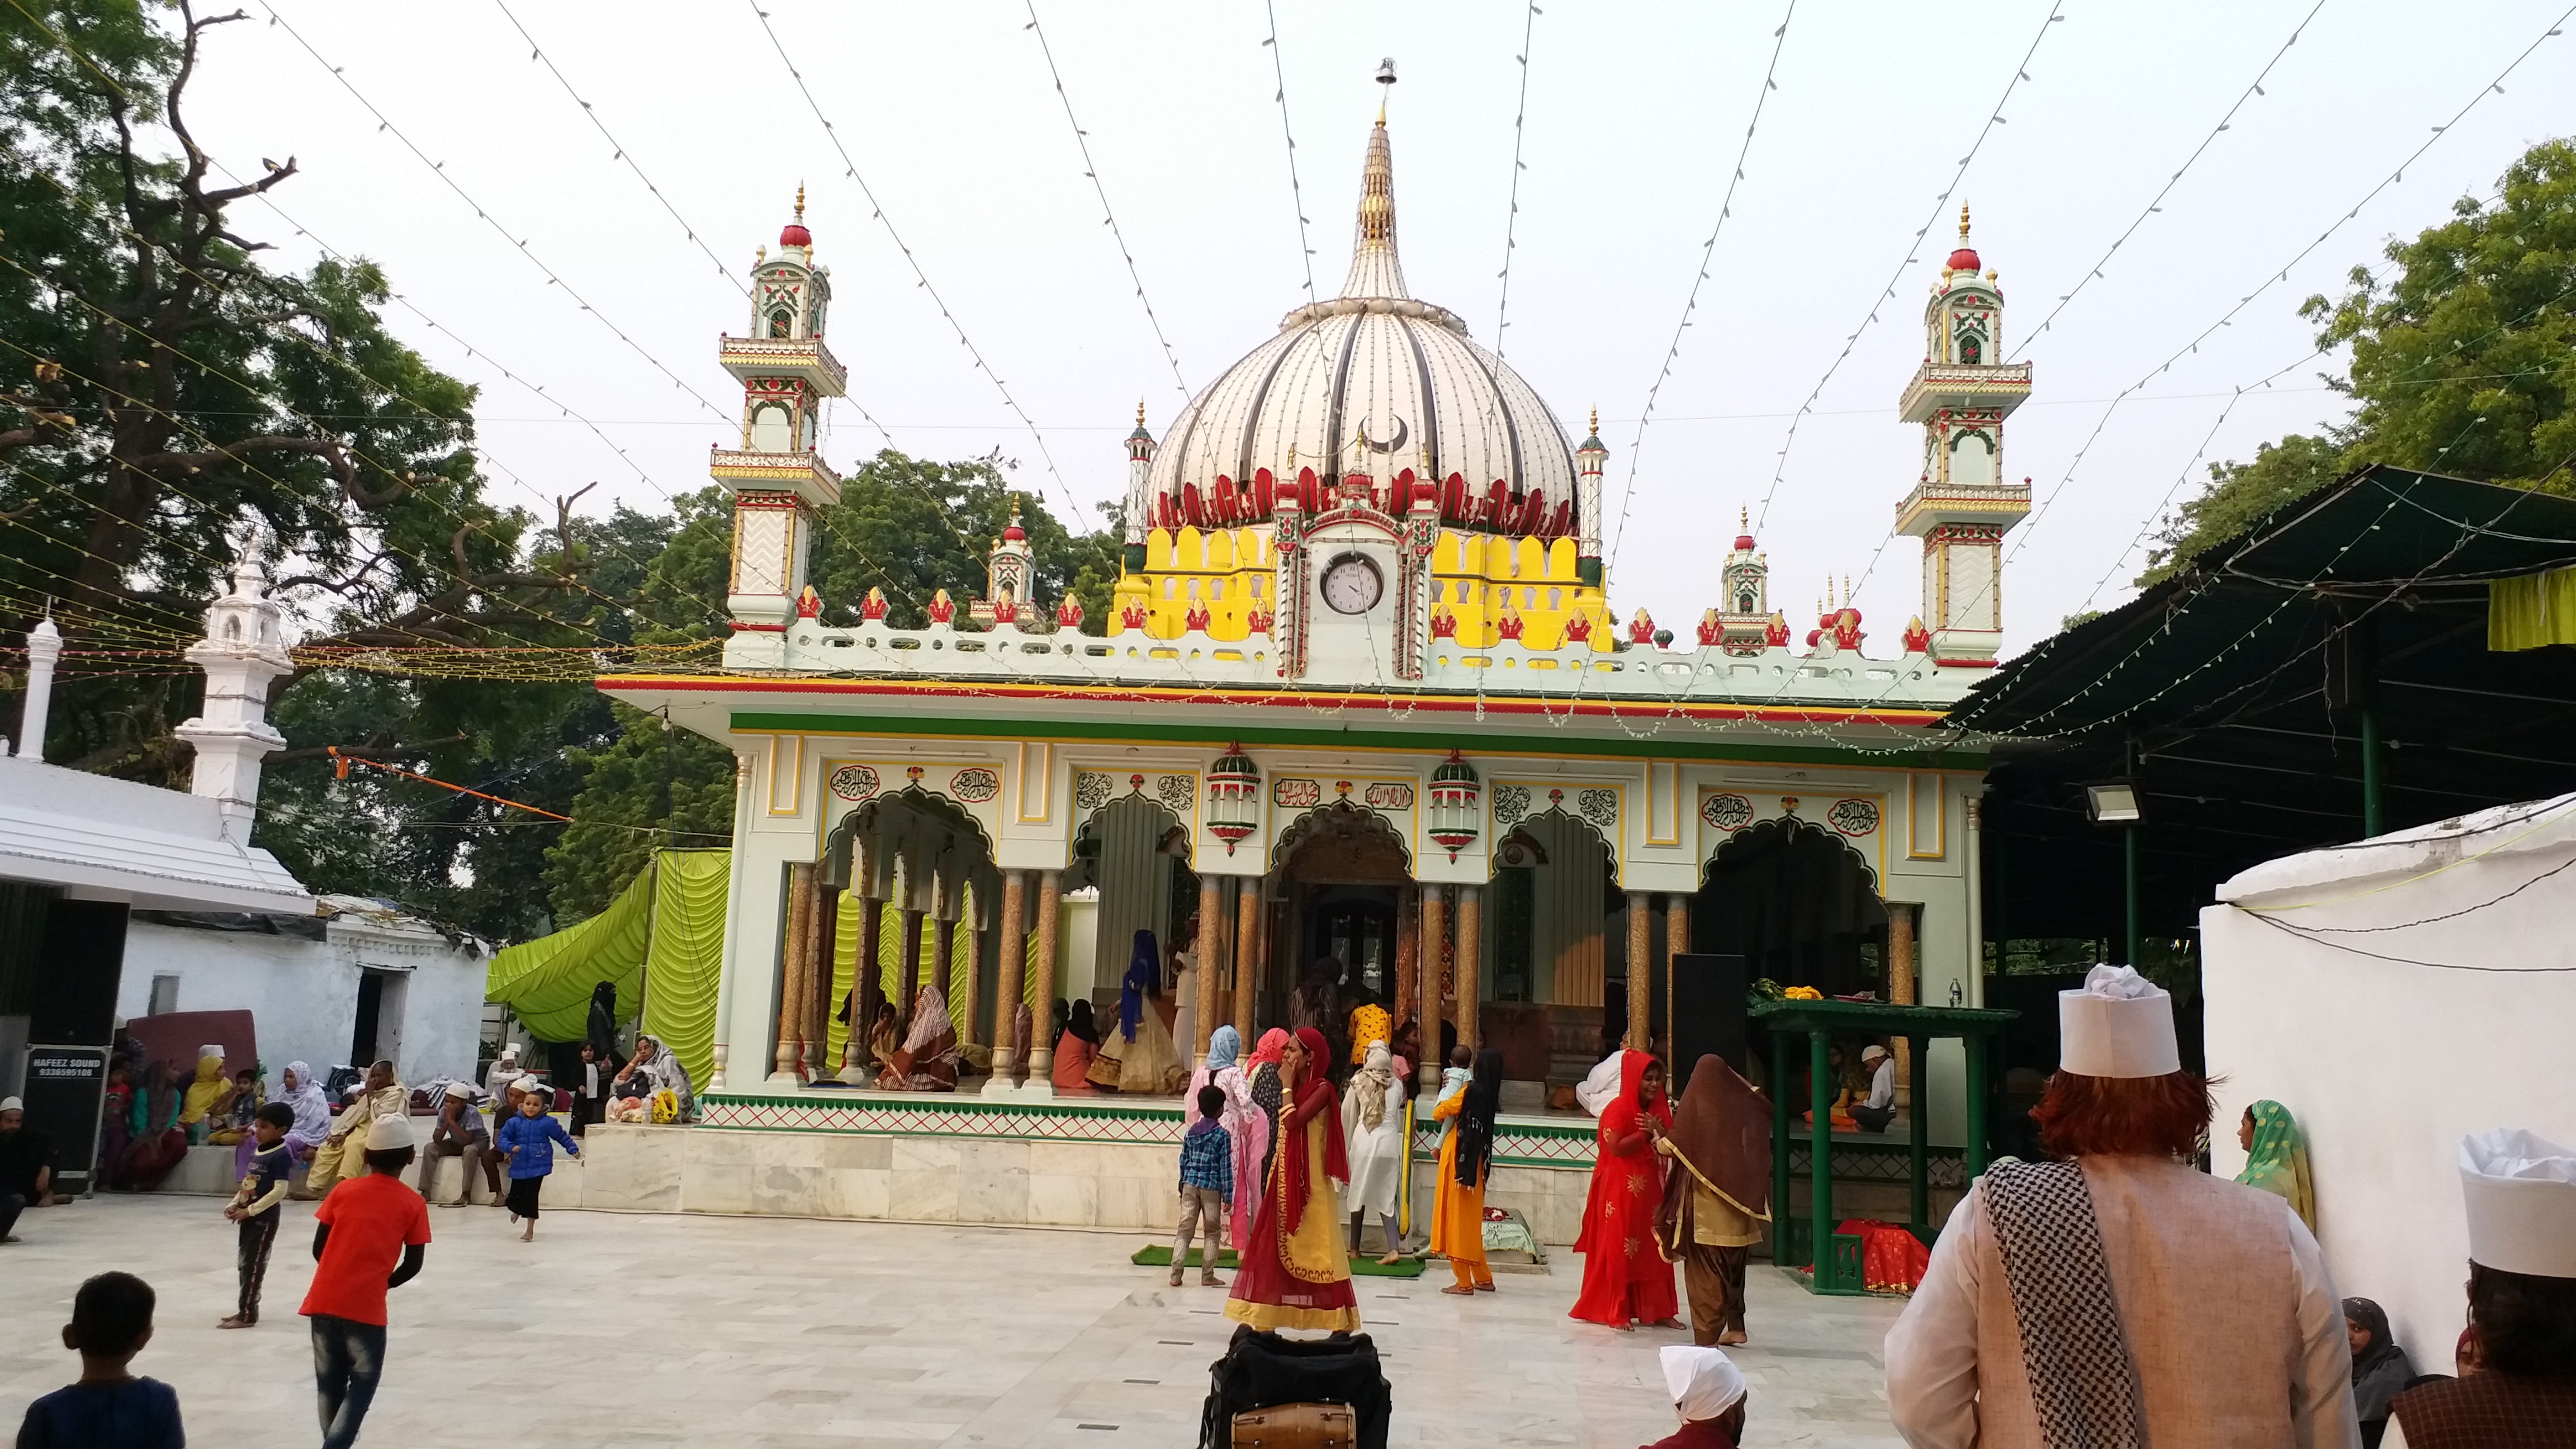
[1693,817,1888,999]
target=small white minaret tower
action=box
[1575,410,1607,588]
[971,497,1036,627]
[1893,205,2032,666]
[11,614,61,759]
[1122,402,1156,574]
[176,540,293,842]
[716,187,847,666]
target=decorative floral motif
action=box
[1701,793,1754,832]
[1272,777,1322,809]
[1779,795,1800,815]
[949,768,1000,804]
[906,765,926,786]
[1493,784,1532,828]
[1363,782,1414,811]
[1577,788,1618,832]
[1074,771,1115,812]
[827,764,880,803]
[1826,797,1881,837]
[1154,773,1195,816]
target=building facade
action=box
[602,106,2032,1142]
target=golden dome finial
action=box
[1740,505,1749,531]
[795,183,806,220]
[1590,407,1599,434]
[1137,399,1147,427]
[1958,202,1971,243]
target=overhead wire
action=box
[255,2,739,420]
[2005,0,2329,359]
[1489,0,1543,357]
[485,0,751,297]
[1021,0,1190,400]
[1747,1,2065,535]
[1605,0,1795,571]
[743,0,1096,532]
[1257,0,1317,298]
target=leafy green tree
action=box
[540,702,737,925]
[2144,137,2576,583]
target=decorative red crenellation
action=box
[1697,609,1721,646]
[1058,595,1085,629]
[1764,612,1791,648]
[926,589,955,625]
[1119,599,1148,630]
[794,585,821,621]
[1628,609,1655,645]
[1183,601,1213,632]
[862,587,888,621]
[1563,612,1592,643]
[1431,607,1457,640]
[1902,616,1931,654]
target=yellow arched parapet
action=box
[1205,529,1235,571]
[1547,536,1578,578]
[1517,537,1546,580]
[1432,531,1463,572]
[1172,527,1205,571]
[1145,529,1176,570]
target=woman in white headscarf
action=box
[279,1060,333,1156]
[634,1034,695,1120]
[877,985,960,1092]
[1646,1345,1749,1448]
[1341,1039,1408,1264]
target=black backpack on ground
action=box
[1199,1324,1391,1449]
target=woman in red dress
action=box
[1223,1026,1361,1333]
[1570,1050,1682,1329]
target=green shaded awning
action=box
[486,850,728,1087]
[2492,565,2576,651]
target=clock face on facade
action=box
[1320,553,1384,614]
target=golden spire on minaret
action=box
[1959,202,1971,243]
[1138,400,1147,427]
[1590,408,1600,434]
[795,183,806,221]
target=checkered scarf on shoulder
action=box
[1982,1160,2147,1449]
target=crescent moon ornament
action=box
[1357,414,1410,455]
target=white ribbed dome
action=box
[1142,119,1580,538]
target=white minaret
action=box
[716,187,846,665]
[1893,205,2032,666]
[1575,410,1607,588]
[12,614,61,759]
[176,541,293,842]
[1122,402,1156,573]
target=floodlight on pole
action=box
[2086,782,2142,823]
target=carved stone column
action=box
[898,907,925,1021]
[958,883,984,1058]
[1027,869,1063,1081]
[1233,875,1262,1044]
[1888,901,1918,1106]
[1418,884,1446,1092]
[1194,874,1224,1064]
[1627,892,1653,1057]
[841,893,881,1084]
[1665,891,1688,1060]
[991,869,1029,1079]
[776,862,816,1081]
[808,878,840,1079]
[1393,882,1418,1027]
[1455,883,1481,1056]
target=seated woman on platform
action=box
[176,1048,229,1143]
[305,1059,405,1196]
[879,984,961,1092]
[1090,931,1187,1095]
[118,1060,187,1191]
[1052,999,1101,1092]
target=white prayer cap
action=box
[1660,1346,1745,1419]
[1,1095,22,1112]
[1861,1044,1889,1063]
[2058,964,2180,1078]
[2460,1128,2576,1278]
[364,1111,415,1150]
[197,1043,225,1061]
[498,1045,520,1060]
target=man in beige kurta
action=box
[1883,1152,2358,1447]
[1882,966,2359,1448]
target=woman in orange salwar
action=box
[1569,1050,1682,1329]
[1433,1048,1503,1295]
[1224,1026,1361,1333]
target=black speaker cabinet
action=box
[1669,953,1750,1097]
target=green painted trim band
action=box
[722,710,1987,770]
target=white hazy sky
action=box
[176,1,2575,654]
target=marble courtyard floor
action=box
[2,1194,1907,1447]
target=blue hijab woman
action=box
[1091,929,1187,1094]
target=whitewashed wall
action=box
[117,905,485,1087]
[2203,795,2576,1367]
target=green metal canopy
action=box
[1954,465,2576,942]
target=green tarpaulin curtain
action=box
[484,850,728,1087]
[2490,565,2576,650]
[641,850,727,1088]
